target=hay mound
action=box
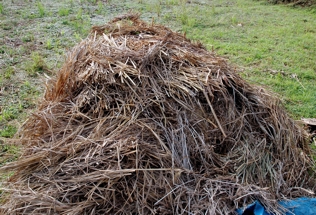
[1,14,315,214]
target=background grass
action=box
[0,0,315,165]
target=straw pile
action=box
[1,14,315,214]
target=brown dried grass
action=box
[1,14,315,214]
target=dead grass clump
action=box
[269,0,316,6]
[1,14,315,214]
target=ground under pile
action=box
[1,14,315,214]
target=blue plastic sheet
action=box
[236,198,316,215]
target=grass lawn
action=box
[0,0,316,165]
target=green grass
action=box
[4,67,15,79]
[97,2,104,15]
[0,126,17,138]
[0,106,18,122]
[22,33,35,43]
[0,143,20,168]
[0,3,3,14]
[25,52,48,76]
[37,2,46,17]
[58,7,70,16]
[0,0,315,168]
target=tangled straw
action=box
[1,14,315,215]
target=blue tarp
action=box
[236,198,316,215]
